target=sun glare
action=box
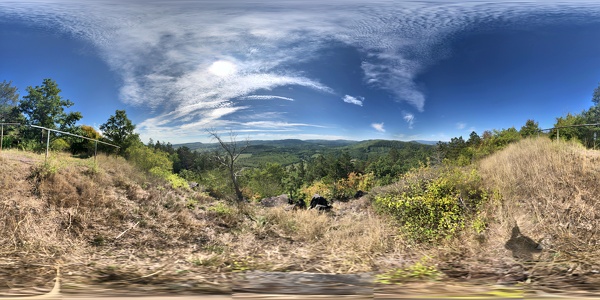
[208,60,237,77]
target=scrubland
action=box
[0,137,598,296]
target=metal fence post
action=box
[45,129,50,163]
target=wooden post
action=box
[1,124,3,152]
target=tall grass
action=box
[478,137,600,287]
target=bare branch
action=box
[206,128,249,202]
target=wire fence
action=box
[540,123,600,149]
[0,123,119,164]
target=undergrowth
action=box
[373,165,492,242]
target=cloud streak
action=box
[343,95,364,106]
[241,95,295,101]
[403,112,415,129]
[2,0,600,141]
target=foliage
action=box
[0,80,19,121]
[149,167,189,189]
[18,78,82,130]
[125,145,173,174]
[50,138,70,151]
[301,180,332,203]
[520,119,541,137]
[99,110,140,153]
[374,166,490,242]
[69,125,102,156]
[331,172,375,200]
[242,162,286,200]
[550,113,585,142]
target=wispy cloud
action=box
[372,122,385,133]
[456,122,466,130]
[403,112,415,129]
[3,0,600,142]
[241,95,294,101]
[242,121,326,128]
[343,95,364,106]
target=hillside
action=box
[176,139,434,167]
[0,149,401,295]
[1,138,599,296]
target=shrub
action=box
[374,166,490,242]
[125,145,173,173]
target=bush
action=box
[332,172,375,201]
[125,145,173,173]
[50,138,70,151]
[374,166,490,242]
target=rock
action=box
[259,194,290,207]
[354,190,367,199]
[310,194,332,211]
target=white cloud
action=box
[3,0,600,141]
[456,122,466,130]
[403,112,415,129]
[372,122,385,133]
[241,95,295,101]
[242,121,326,128]
[343,95,364,106]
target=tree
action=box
[208,129,248,202]
[0,80,19,122]
[592,82,600,106]
[551,113,584,141]
[520,119,541,138]
[99,109,140,153]
[467,131,481,146]
[19,78,82,130]
[70,125,101,156]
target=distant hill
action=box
[174,139,434,167]
[411,140,439,145]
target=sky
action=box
[1,0,600,144]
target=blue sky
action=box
[1,0,600,144]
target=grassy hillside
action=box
[1,137,598,295]
[0,149,402,294]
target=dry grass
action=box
[2,140,598,295]
[473,137,599,289]
[0,149,408,295]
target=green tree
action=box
[19,78,82,130]
[70,125,101,156]
[551,113,585,142]
[99,109,140,152]
[592,82,600,106]
[519,119,541,138]
[0,80,20,122]
[467,131,481,146]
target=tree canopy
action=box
[0,80,20,122]
[99,109,140,152]
[18,78,81,130]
